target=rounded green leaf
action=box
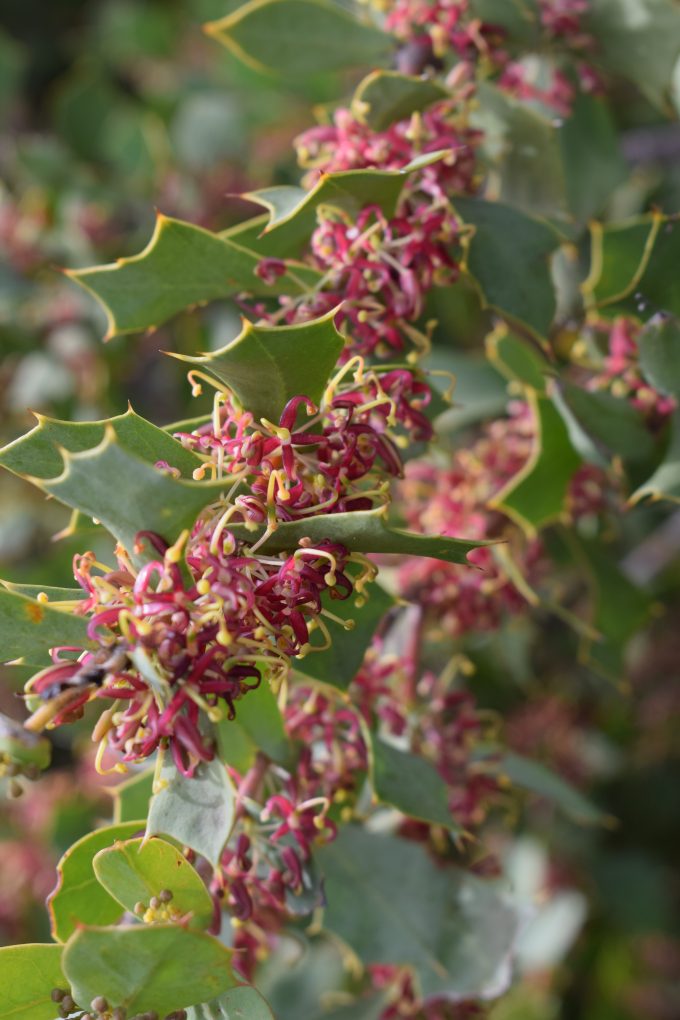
[93,836,213,929]
[0,944,65,1020]
[48,821,146,942]
[63,924,237,1015]
[187,986,275,1020]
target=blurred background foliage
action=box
[0,2,679,1019]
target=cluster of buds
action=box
[588,316,677,424]
[50,989,186,1020]
[295,101,480,201]
[133,888,179,925]
[538,0,592,45]
[381,0,507,67]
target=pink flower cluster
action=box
[397,403,609,637]
[384,0,506,64]
[286,203,459,358]
[295,102,480,199]
[589,316,677,423]
[26,530,356,777]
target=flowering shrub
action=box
[1,1,680,1019]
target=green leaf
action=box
[48,821,146,942]
[1,582,86,603]
[205,0,392,78]
[69,213,320,338]
[475,747,609,826]
[147,756,236,868]
[469,0,540,45]
[638,313,680,400]
[351,70,449,131]
[586,213,680,318]
[111,768,155,824]
[0,712,51,770]
[187,986,275,1020]
[63,925,236,1015]
[41,429,229,553]
[317,826,519,998]
[371,738,460,832]
[0,406,203,481]
[295,579,393,689]
[243,151,447,255]
[472,83,565,218]
[175,309,344,422]
[453,195,560,339]
[0,944,66,1020]
[574,538,650,675]
[492,395,581,533]
[218,679,291,768]
[585,0,680,110]
[486,326,549,392]
[633,410,680,504]
[93,836,214,929]
[559,93,627,222]
[557,382,655,463]
[228,508,484,563]
[0,587,91,663]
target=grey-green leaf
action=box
[317,825,519,998]
[147,757,236,869]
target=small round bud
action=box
[51,989,66,1003]
[134,901,145,915]
[149,896,160,911]
[92,997,108,1013]
[60,995,75,1013]
[158,889,173,903]
[112,1008,127,1020]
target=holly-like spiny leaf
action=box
[243,150,449,257]
[40,429,229,554]
[453,195,560,339]
[63,925,237,1015]
[0,587,91,664]
[0,406,202,481]
[350,70,449,131]
[556,382,656,463]
[147,756,236,869]
[204,0,393,78]
[217,678,292,771]
[93,836,214,929]
[69,213,321,339]
[317,825,519,999]
[485,325,550,393]
[174,309,344,423]
[0,944,66,1020]
[48,821,146,942]
[228,507,485,564]
[638,313,680,400]
[491,395,581,534]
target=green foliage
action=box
[0,586,90,664]
[147,757,236,869]
[187,987,275,1020]
[63,925,237,1015]
[70,214,320,338]
[317,826,519,998]
[453,196,560,338]
[371,737,461,832]
[204,0,392,77]
[638,314,680,400]
[492,396,581,532]
[0,944,66,1020]
[48,822,146,942]
[351,71,449,131]
[217,680,292,769]
[176,310,344,421]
